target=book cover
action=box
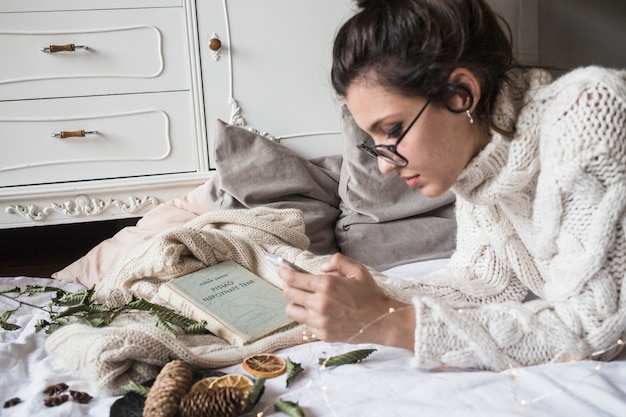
[158,260,294,346]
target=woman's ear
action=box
[448,68,482,112]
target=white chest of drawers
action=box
[0,0,208,228]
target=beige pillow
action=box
[208,120,341,255]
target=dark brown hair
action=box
[331,0,520,132]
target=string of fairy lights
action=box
[249,306,624,416]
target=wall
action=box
[538,0,626,70]
[487,0,539,64]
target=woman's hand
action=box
[279,253,415,350]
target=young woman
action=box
[280,0,626,370]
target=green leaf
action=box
[274,398,305,417]
[183,320,209,335]
[119,381,151,398]
[84,317,108,327]
[0,309,20,331]
[152,313,176,337]
[285,357,304,387]
[318,348,377,368]
[0,286,22,295]
[247,376,265,407]
[54,288,92,306]
[53,304,90,319]
[24,284,65,296]
[35,319,50,333]
[88,303,112,313]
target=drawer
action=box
[0,7,189,101]
[0,0,181,13]
[0,91,198,187]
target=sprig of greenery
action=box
[0,285,208,336]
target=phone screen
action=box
[264,253,309,273]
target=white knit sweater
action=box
[385,66,626,370]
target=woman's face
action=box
[345,80,490,198]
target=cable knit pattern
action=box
[384,66,626,370]
[44,207,334,395]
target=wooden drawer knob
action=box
[209,37,222,51]
[41,44,88,53]
[52,130,97,139]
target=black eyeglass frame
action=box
[357,97,433,168]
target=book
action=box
[158,260,294,346]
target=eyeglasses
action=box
[357,97,432,167]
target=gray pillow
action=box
[208,120,342,255]
[335,105,457,271]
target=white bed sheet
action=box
[2,267,625,417]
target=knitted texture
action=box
[387,66,626,370]
[44,207,334,394]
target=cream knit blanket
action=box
[44,207,335,395]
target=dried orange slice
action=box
[211,374,253,391]
[190,376,220,393]
[242,353,287,378]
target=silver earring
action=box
[466,109,474,124]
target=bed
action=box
[2,111,626,417]
[3,268,626,417]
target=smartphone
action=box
[265,252,309,273]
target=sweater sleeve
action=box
[388,68,626,371]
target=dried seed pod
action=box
[179,387,248,417]
[44,394,69,407]
[3,397,22,408]
[142,360,193,417]
[70,390,93,404]
[43,382,69,395]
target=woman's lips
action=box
[402,175,421,187]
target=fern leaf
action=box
[54,288,92,307]
[152,313,177,337]
[0,309,21,331]
[84,317,108,327]
[88,303,112,313]
[183,320,208,334]
[149,304,198,328]
[53,304,90,319]
[318,348,377,368]
[119,381,151,397]
[46,317,71,334]
[24,284,65,295]
[0,286,22,295]
[35,319,50,333]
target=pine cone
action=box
[179,387,248,417]
[142,360,193,417]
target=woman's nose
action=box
[377,158,397,175]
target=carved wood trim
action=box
[5,194,159,221]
